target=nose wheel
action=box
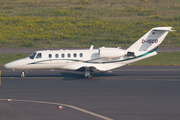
[21,71,25,77]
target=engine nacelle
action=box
[98,47,126,58]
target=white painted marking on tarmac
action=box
[0,99,113,120]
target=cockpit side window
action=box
[29,52,37,59]
[36,53,42,58]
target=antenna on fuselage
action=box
[90,45,94,50]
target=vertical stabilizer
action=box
[127,27,173,52]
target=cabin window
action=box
[80,53,83,57]
[61,54,65,58]
[68,53,71,58]
[29,52,37,59]
[49,54,52,58]
[55,54,59,58]
[73,53,77,58]
[36,53,42,58]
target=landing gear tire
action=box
[87,75,93,79]
[21,72,25,78]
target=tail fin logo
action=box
[142,39,158,44]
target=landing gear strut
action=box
[84,67,93,78]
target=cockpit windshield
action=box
[29,52,37,59]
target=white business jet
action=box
[4,27,174,78]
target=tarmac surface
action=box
[0,66,180,120]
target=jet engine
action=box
[98,47,126,58]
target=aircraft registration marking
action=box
[142,39,158,44]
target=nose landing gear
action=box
[21,71,25,77]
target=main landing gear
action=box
[84,67,93,78]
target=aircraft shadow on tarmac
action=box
[1,70,119,80]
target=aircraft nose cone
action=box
[4,62,16,70]
[4,59,26,70]
[4,63,11,69]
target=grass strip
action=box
[0,0,180,48]
[131,52,180,66]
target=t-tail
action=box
[127,27,174,56]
